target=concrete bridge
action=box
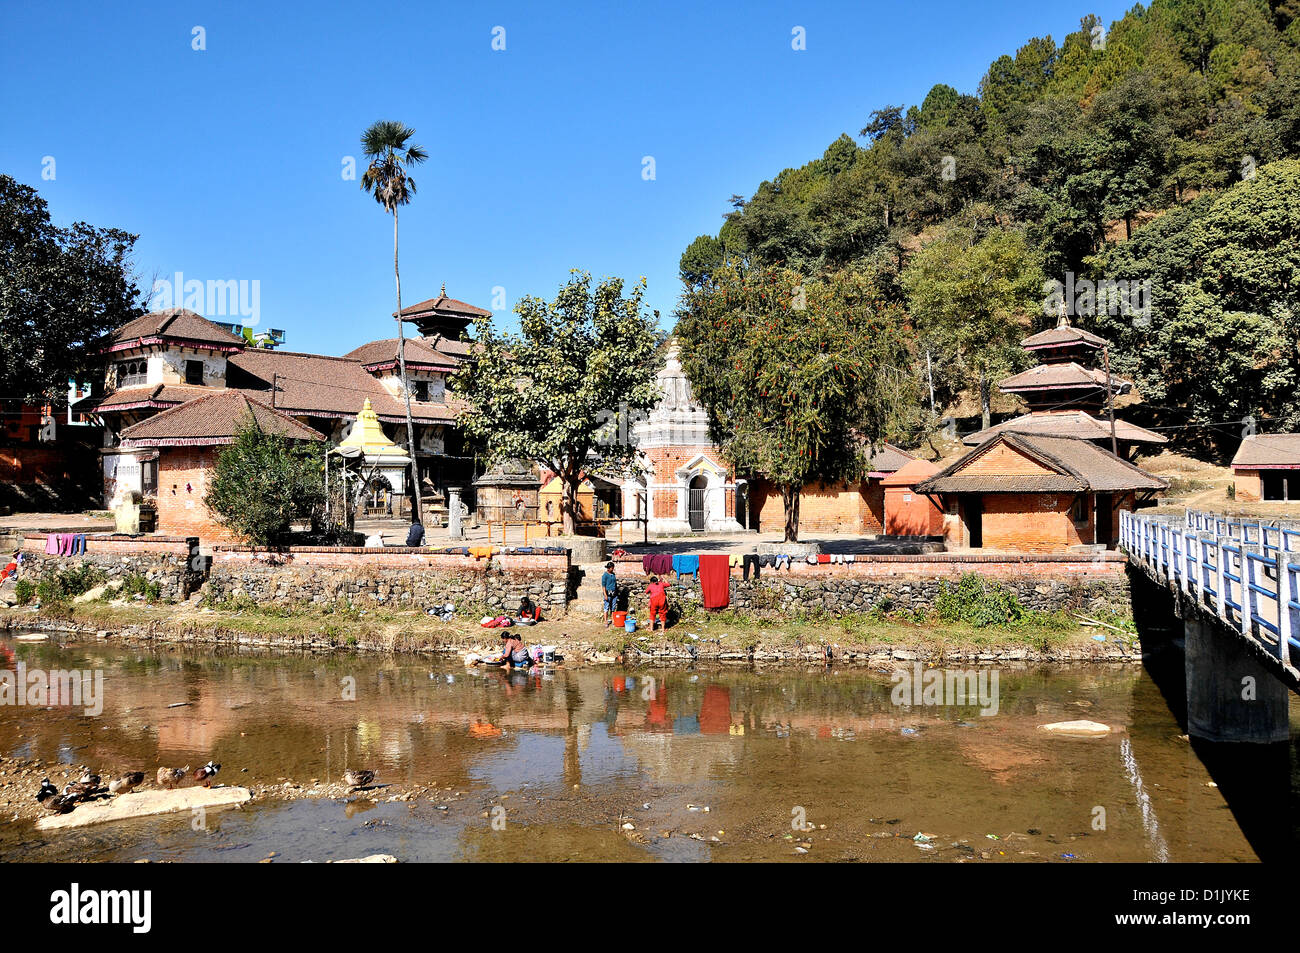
[1120,509,1298,742]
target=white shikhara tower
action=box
[621,343,744,535]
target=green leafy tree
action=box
[204,421,326,546]
[676,265,916,541]
[0,175,144,403]
[360,119,429,522]
[902,228,1044,429]
[1088,75,1171,239]
[452,271,663,535]
[1096,158,1300,456]
[679,234,725,287]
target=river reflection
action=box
[0,635,1293,862]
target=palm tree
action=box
[360,119,429,524]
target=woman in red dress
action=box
[646,574,668,632]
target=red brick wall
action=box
[1235,469,1262,502]
[645,445,729,520]
[211,546,569,573]
[22,534,195,557]
[884,485,944,536]
[964,442,1055,477]
[981,493,1086,552]
[752,480,884,533]
[153,447,240,543]
[612,551,1125,581]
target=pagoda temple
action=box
[915,311,1168,552]
[962,311,1166,460]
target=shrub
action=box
[934,573,1026,628]
[13,579,33,605]
[31,563,106,606]
[204,421,326,547]
[121,573,162,603]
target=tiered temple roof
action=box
[965,312,1165,455]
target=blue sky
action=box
[2,0,1133,356]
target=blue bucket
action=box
[624,617,637,633]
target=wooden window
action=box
[117,361,147,388]
[185,360,204,385]
[1070,495,1088,523]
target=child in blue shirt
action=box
[601,562,619,627]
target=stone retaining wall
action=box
[611,552,1130,617]
[19,534,202,601]
[205,545,574,613]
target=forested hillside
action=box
[677,1,1300,459]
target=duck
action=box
[343,769,375,790]
[61,776,105,801]
[157,765,190,789]
[192,762,221,787]
[43,793,78,815]
[34,778,59,803]
[108,772,145,796]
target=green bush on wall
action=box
[934,573,1026,628]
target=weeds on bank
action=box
[118,573,162,603]
[665,572,1126,653]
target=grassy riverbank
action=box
[0,594,1139,663]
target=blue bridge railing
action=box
[1120,509,1300,674]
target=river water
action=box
[0,633,1294,862]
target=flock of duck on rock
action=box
[33,764,377,815]
[34,762,221,815]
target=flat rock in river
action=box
[1039,720,1113,737]
[36,786,252,831]
[331,854,399,863]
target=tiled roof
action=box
[999,362,1128,393]
[118,391,324,446]
[343,337,463,370]
[92,384,212,413]
[865,442,916,474]
[914,433,1167,495]
[1231,434,1300,468]
[1021,325,1107,351]
[105,309,246,353]
[881,458,940,487]
[963,410,1167,446]
[396,295,491,320]
[226,349,462,423]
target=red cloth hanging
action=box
[698,553,731,609]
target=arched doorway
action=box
[688,474,708,531]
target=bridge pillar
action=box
[1184,616,1290,743]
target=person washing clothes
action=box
[501,631,530,669]
[646,574,668,632]
[601,561,619,627]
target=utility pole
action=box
[393,225,422,526]
[1103,344,1118,457]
